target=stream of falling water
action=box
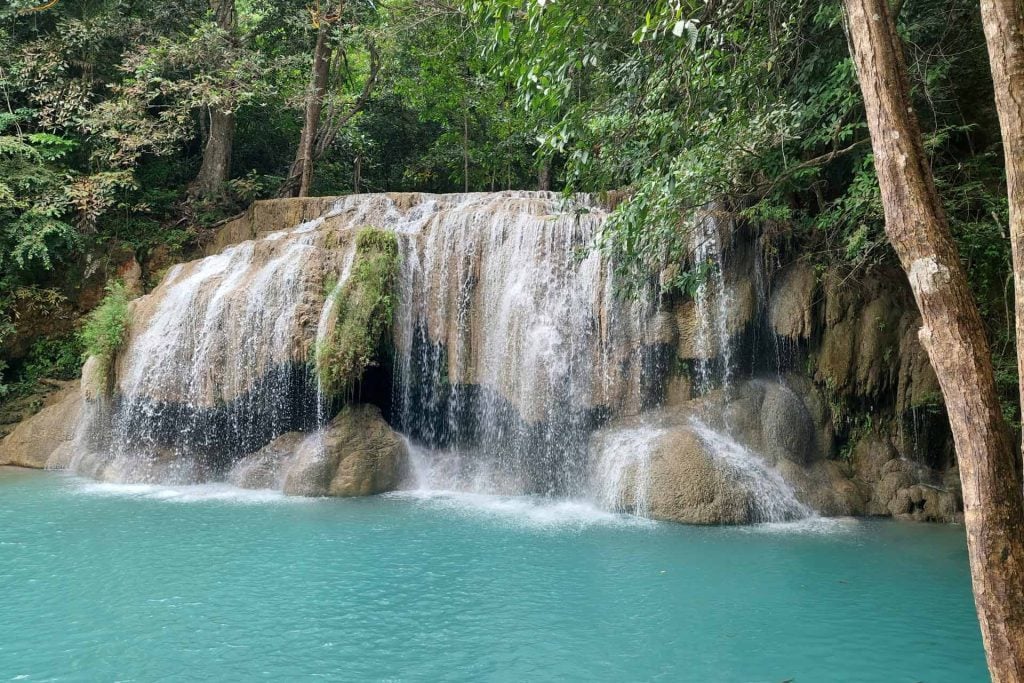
[60,192,811,522]
[691,211,734,395]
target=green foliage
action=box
[1,332,84,400]
[316,227,399,397]
[22,333,82,384]
[79,281,131,390]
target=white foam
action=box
[387,489,654,530]
[71,479,299,505]
[743,516,857,535]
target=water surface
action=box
[0,468,987,682]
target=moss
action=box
[79,281,131,391]
[316,227,399,397]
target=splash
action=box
[688,418,812,523]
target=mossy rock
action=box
[317,226,399,397]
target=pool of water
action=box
[0,467,987,682]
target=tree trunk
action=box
[190,0,236,198]
[844,0,1024,679]
[537,160,551,191]
[981,0,1024,453]
[285,22,332,198]
[192,108,234,197]
[463,109,470,193]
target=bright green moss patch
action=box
[317,227,399,397]
[80,280,130,391]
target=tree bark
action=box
[844,0,1024,679]
[190,0,236,198]
[192,108,234,197]
[981,0,1024,459]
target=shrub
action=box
[79,281,131,391]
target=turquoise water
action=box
[0,468,987,682]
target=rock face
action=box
[228,432,308,490]
[769,260,817,340]
[590,374,962,525]
[849,430,960,522]
[0,383,82,468]
[229,405,408,497]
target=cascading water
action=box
[391,193,651,497]
[688,418,811,522]
[61,191,812,522]
[590,426,663,517]
[71,229,331,483]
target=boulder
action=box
[777,458,866,516]
[759,381,816,465]
[0,383,82,468]
[228,432,308,490]
[702,378,824,466]
[282,405,407,497]
[646,425,754,525]
[592,403,813,525]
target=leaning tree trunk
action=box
[283,7,337,198]
[980,0,1024,452]
[190,0,236,198]
[844,0,1024,679]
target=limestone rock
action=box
[282,405,407,497]
[777,459,865,516]
[81,355,107,401]
[851,431,898,484]
[646,425,754,525]
[228,432,308,489]
[816,319,857,393]
[702,378,826,466]
[888,484,958,522]
[675,279,757,361]
[854,294,901,397]
[769,261,817,340]
[759,381,816,465]
[895,318,941,415]
[846,427,957,520]
[0,383,82,468]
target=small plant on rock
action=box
[80,280,131,391]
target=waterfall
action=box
[71,228,332,483]
[391,192,649,497]
[60,191,812,522]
